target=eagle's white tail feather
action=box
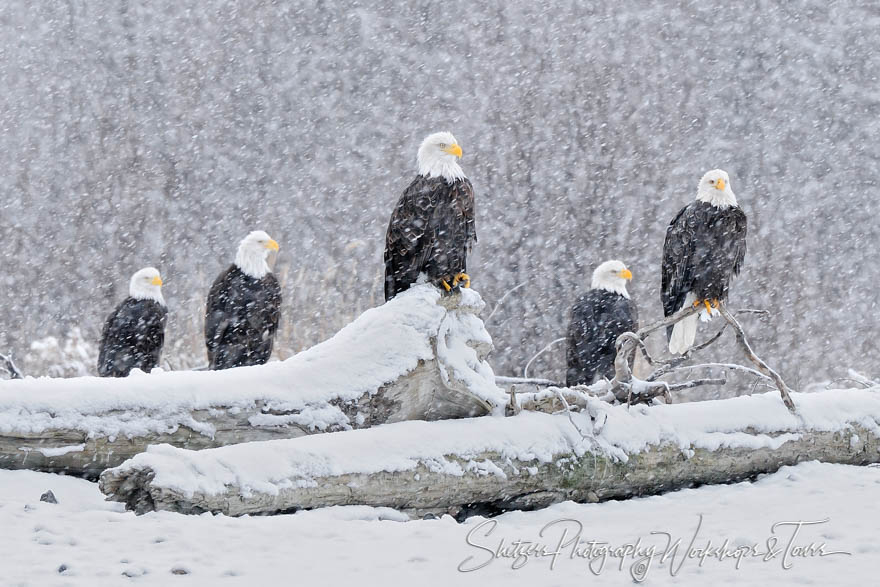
[669,293,698,355]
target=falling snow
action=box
[0,1,876,386]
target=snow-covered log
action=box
[100,387,880,516]
[0,286,505,478]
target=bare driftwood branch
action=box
[826,370,878,390]
[643,328,726,380]
[0,353,23,380]
[523,337,566,379]
[827,378,872,390]
[666,377,727,390]
[669,362,770,381]
[634,303,703,338]
[517,306,768,405]
[847,369,878,386]
[495,375,560,387]
[716,302,795,411]
[484,281,528,323]
[608,303,712,402]
[601,304,794,410]
[513,373,727,413]
[516,386,612,413]
[642,308,768,381]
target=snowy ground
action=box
[1,462,876,586]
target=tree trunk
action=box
[0,287,503,479]
[99,387,880,516]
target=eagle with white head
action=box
[566,260,638,386]
[662,169,747,354]
[384,131,476,300]
[97,267,167,377]
[205,230,282,370]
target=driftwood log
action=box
[0,287,504,479]
[99,387,880,516]
[598,302,795,410]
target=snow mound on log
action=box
[101,387,880,502]
[0,285,504,439]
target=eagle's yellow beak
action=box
[444,143,463,159]
[715,178,725,191]
[619,268,633,281]
[266,239,280,252]
[151,276,163,286]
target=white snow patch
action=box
[0,285,505,439]
[31,444,86,457]
[0,462,876,585]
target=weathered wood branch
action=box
[0,353,23,380]
[643,328,726,380]
[484,281,527,323]
[515,385,611,414]
[495,376,560,387]
[609,304,704,402]
[669,362,769,381]
[638,308,766,381]
[99,388,880,517]
[827,370,878,390]
[523,337,566,379]
[716,302,795,411]
[606,305,794,410]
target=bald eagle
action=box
[384,131,476,300]
[97,267,167,377]
[205,230,282,370]
[662,169,747,354]
[566,260,638,386]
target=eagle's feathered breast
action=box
[97,298,167,377]
[384,175,476,300]
[205,264,282,370]
[661,201,747,320]
[566,289,638,386]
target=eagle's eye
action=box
[438,143,447,149]
[709,179,715,184]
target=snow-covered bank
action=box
[2,462,877,586]
[100,387,880,515]
[0,286,504,477]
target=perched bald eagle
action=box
[205,230,282,370]
[97,267,167,377]
[384,131,476,300]
[566,260,638,386]
[662,169,747,354]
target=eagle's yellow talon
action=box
[452,272,471,289]
[441,279,452,292]
[703,300,712,313]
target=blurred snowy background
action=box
[0,1,877,386]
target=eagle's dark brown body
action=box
[566,289,638,386]
[661,200,747,338]
[205,265,281,370]
[97,298,167,377]
[384,175,476,300]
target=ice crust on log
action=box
[0,286,505,478]
[100,387,880,515]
